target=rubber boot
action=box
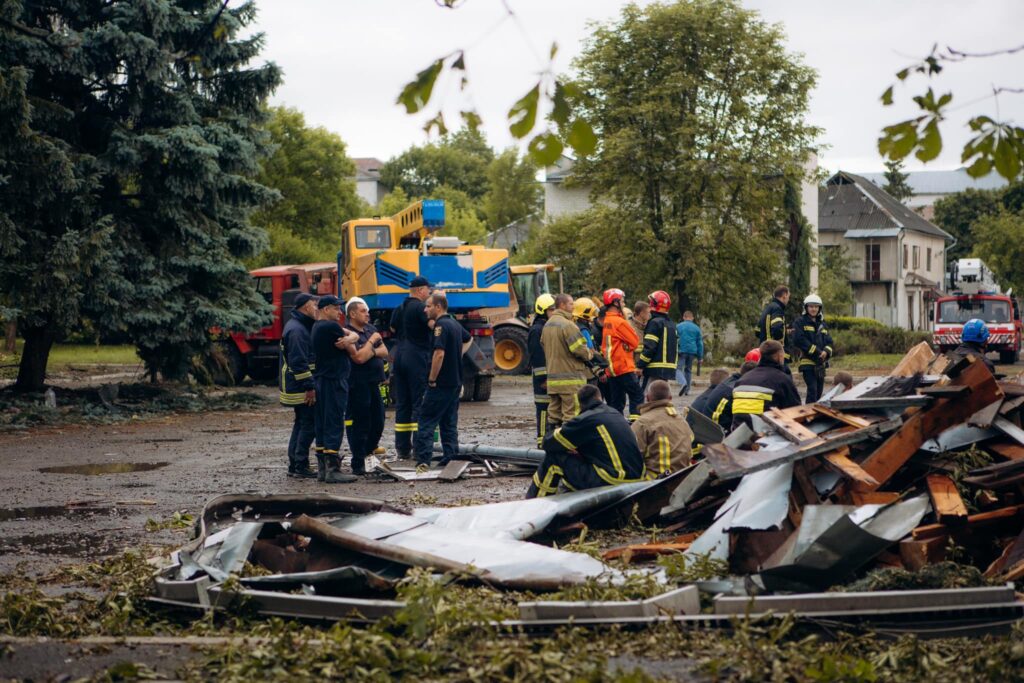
[315,452,327,483]
[323,454,357,484]
[288,460,317,479]
[351,455,366,476]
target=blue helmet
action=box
[962,318,990,344]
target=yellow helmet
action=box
[534,293,556,315]
[573,297,598,322]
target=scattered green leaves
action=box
[144,510,194,532]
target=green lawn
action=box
[829,353,905,372]
[1,341,140,372]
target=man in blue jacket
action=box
[279,293,319,479]
[675,310,703,396]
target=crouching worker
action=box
[526,385,646,498]
[631,380,694,477]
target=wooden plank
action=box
[848,358,1004,492]
[438,460,470,482]
[849,491,901,505]
[811,404,871,429]
[823,449,879,487]
[911,504,1024,540]
[791,460,820,506]
[889,341,938,378]
[899,537,947,571]
[762,408,822,445]
[925,474,968,524]
[988,441,1024,462]
[919,385,970,398]
[777,404,820,422]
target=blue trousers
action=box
[314,376,348,457]
[413,385,461,466]
[677,354,697,394]
[288,404,316,466]
[347,380,385,464]
[392,344,430,455]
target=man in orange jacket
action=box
[601,288,643,421]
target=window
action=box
[926,247,932,272]
[253,276,273,303]
[903,244,908,269]
[938,299,1011,324]
[912,245,920,269]
[355,225,391,249]
[865,244,880,281]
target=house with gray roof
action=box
[819,171,954,329]
[860,167,1008,219]
[352,157,388,206]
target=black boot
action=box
[289,460,317,479]
[351,455,366,476]
[323,454,357,484]
[315,452,327,482]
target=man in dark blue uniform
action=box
[311,295,359,483]
[344,297,389,475]
[389,276,433,458]
[528,293,555,447]
[413,292,470,472]
[279,293,319,479]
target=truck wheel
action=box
[493,326,530,375]
[1000,348,1019,365]
[208,342,247,386]
[473,375,493,401]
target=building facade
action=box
[352,157,388,207]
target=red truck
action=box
[933,293,1022,365]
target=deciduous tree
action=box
[972,210,1024,295]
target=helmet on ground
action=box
[534,293,556,315]
[648,290,671,313]
[803,293,823,308]
[744,348,762,363]
[962,318,990,344]
[573,297,599,322]
[602,288,625,306]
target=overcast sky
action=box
[251,0,1023,175]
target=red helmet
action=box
[648,290,671,313]
[602,288,625,306]
[744,348,762,363]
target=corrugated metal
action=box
[860,168,1008,195]
[820,172,954,240]
[844,228,902,239]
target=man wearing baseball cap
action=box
[388,276,433,458]
[311,295,359,483]
[279,292,319,478]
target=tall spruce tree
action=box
[882,159,913,202]
[0,0,281,389]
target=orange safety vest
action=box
[602,308,640,377]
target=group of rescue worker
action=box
[279,276,470,482]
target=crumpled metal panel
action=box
[178,522,262,581]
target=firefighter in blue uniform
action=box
[528,293,556,447]
[950,318,995,373]
[344,297,389,475]
[730,340,801,432]
[279,293,319,479]
[637,290,678,391]
[413,292,470,472]
[791,293,834,403]
[389,276,433,458]
[526,384,646,498]
[757,285,791,369]
[311,295,359,483]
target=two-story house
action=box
[819,171,953,330]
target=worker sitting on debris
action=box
[631,380,694,477]
[792,293,834,404]
[950,318,996,373]
[541,294,594,429]
[689,367,730,416]
[343,297,389,476]
[279,292,319,479]
[528,293,556,448]
[730,340,801,433]
[693,360,758,431]
[526,384,646,498]
[637,290,678,392]
[602,288,643,422]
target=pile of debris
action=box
[151,343,1024,636]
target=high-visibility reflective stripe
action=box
[394,423,418,432]
[344,420,353,426]
[661,328,670,365]
[644,334,659,342]
[593,464,647,486]
[596,424,625,480]
[322,449,339,454]
[639,354,652,362]
[825,346,833,355]
[294,371,312,380]
[807,344,817,355]
[733,389,773,401]
[548,378,585,387]
[534,395,551,403]
[553,427,576,451]
[628,414,639,422]
[604,335,616,377]
[658,435,671,474]
[573,393,580,416]
[666,406,678,416]
[712,398,729,424]
[798,359,816,368]
[532,367,547,376]
[537,410,547,447]
[733,398,766,415]
[803,326,815,331]
[647,362,675,369]
[533,464,563,497]
[568,336,587,352]
[314,446,324,453]
[770,317,784,325]
[279,392,305,405]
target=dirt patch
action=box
[39,462,170,475]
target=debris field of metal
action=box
[152,343,1024,636]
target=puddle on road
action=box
[0,504,121,522]
[39,462,170,475]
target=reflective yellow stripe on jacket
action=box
[732,389,773,416]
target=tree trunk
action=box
[14,319,56,393]
[4,319,15,354]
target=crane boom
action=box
[393,199,445,242]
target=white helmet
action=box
[803,293,823,307]
[345,296,367,313]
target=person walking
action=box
[413,292,470,472]
[541,294,594,429]
[389,276,433,458]
[528,293,555,447]
[343,297,389,475]
[279,293,319,479]
[675,310,703,396]
[637,290,678,392]
[601,288,643,422]
[311,295,359,483]
[757,285,791,369]
[792,294,834,404]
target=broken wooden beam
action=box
[911,504,1024,541]
[925,474,968,524]
[762,408,823,445]
[823,449,879,487]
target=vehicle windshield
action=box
[253,276,273,304]
[513,272,538,308]
[937,298,1011,324]
[355,225,391,249]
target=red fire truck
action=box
[933,260,1021,364]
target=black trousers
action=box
[347,379,384,465]
[287,404,315,466]
[526,451,607,498]
[641,368,675,393]
[533,373,549,448]
[314,376,348,456]
[609,373,643,421]
[392,344,429,455]
[801,365,826,404]
[413,385,461,466]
